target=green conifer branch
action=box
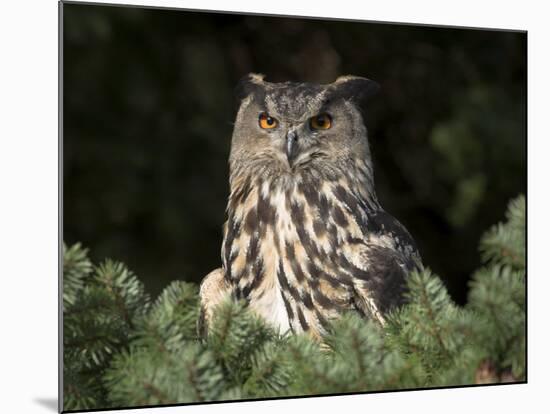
[63,242,93,311]
[63,195,526,410]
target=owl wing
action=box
[348,209,422,324]
[198,268,232,337]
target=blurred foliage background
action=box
[62,3,526,304]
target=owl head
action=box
[229,73,379,184]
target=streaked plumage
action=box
[199,73,422,339]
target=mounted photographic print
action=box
[60,1,527,412]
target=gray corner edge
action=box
[58,1,64,412]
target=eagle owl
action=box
[199,73,422,339]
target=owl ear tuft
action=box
[330,75,380,104]
[235,73,266,102]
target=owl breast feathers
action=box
[199,73,422,339]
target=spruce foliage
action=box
[62,195,526,411]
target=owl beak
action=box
[286,130,299,166]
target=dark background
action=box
[62,3,526,304]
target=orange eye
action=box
[259,112,278,129]
[310,113,332,130]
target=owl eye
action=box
[309,113,332,130]
[259,112,278,129]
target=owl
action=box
[199,73,422,339]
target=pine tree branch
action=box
[416,284,451,359]
[63,194,525,408]
[141,382,177,405]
